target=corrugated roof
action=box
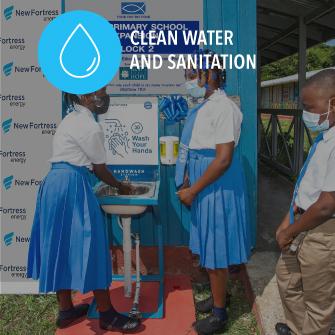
[261,66,335,87]
[258,0,335,65]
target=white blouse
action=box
[296,126,335,214]
[189,90,243,149]
[49,104,106,167]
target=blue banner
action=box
[110,20,200,54]
[107,165,159,181]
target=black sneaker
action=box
[195,294,231,314]
[193,314,227,335]
[56,304,89,329]
[99,311,141,333]
[275,323,292,335]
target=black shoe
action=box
[56,304,89,329]
[195,294,231,314]
[193,314,227,335]
[275,323,292,335]
[99,311,141,333]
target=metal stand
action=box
[88,206,164,319]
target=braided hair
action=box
[63,93,81,113]
[201,49,226,89]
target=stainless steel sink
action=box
[96,184,152,197]
[95,182,157,216]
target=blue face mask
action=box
[303,100,333,132]
[185,79,206,98]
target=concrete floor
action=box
[246,163,292,335]
[247,163,335,335]
[256,164,294,252]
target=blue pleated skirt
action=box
[188,149,251,269]
[27,162,112,293]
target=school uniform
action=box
[176,89,251,269]
[27,104,112,293]
[276,126,335,335]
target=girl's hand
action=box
[118,182,134,195]
[276,228,293,250]
[177,187,196,206]
[180,175,190,190]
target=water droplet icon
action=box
[59,23,101,79]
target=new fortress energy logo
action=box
[3,175,13,190]
[3,232,14,246]
[3,62,13,76]
[3,62,40,76]
[1,37,26,52]
[0,206,27,221]
[3,232,30,247]
[3,5,14,20]
[0,150,27,165]
[3,5,59,21]
[2,175,42,190]
[1,94,26,108]
[1,118,57,136]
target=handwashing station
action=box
[88,97,162,319]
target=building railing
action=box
[258,109,313,177]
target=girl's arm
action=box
[191,142,234,194]
[177,142,234,206]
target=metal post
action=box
[271,114,278,160]
[122,217,132,298]
[257,52,262,154]
[295,16,307,175]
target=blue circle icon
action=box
[38,10,122,94]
